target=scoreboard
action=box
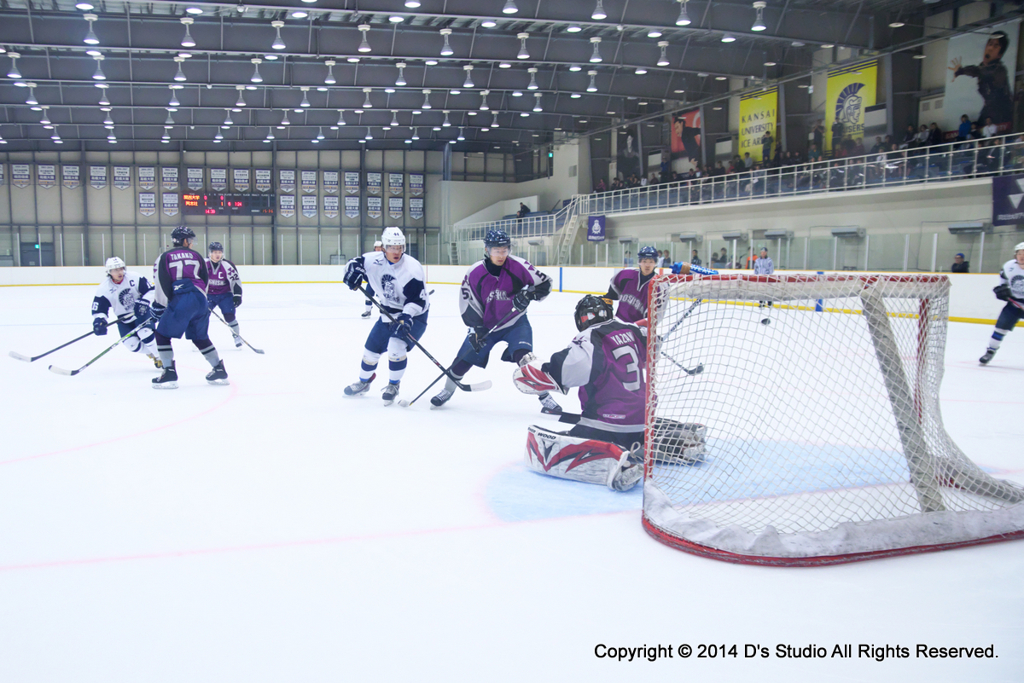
[182,193,275,216]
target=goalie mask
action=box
[574,295,613,332]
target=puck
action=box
[761,318,770,325]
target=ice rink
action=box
[1,280,1022,683]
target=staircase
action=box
[554,198,584,266]
[448,241,460,266]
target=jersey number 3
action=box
[612,345,641,392]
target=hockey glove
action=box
[133,300,150,321]
[152,303,166,320]
[233,294,243,308]
[390,313,414,340]
[513,287,534,311]
[994,284,1011,301]
[92,318,108,336]
[468,326,488,352]
[343,260,366,290]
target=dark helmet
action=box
[171,225,196,246]
[638,246,658,262]
[484,229,511,249]
[208,241,224,253]
[574,295,613,332]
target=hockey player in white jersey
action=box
[361,240,384,319]
[91,256,162,368]
[980,242,1024,365]
[342,227,430,405]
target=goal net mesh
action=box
[643,273,1024,565]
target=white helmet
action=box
[382,227,406,248]
[373,240,383,248]
[1015,242,1024,253]
[105,256,126,277]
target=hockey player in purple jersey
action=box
[430,229,561,414]
[604,245,660,324]
[205,242,244,348]
[512,295,647,490]
[150,226,228,389]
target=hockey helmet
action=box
[1015,242,1024,253]
[171,225,196,246]
[208,241,224,253]
[373,240,383,251]
[574,294,614,332]
[105,256,126,279]
[485,229,511,249]
[637,246,658,262]
[382,227,406,248]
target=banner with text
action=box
[187,167,204,191]
[12,164,30,188]
[409,173,424,196]
[90,165,107,189]
[255,169,272,193]
[234,168,250,192]
[323,170,339,194]
[279,169,295,193]
[344,171,360,194]
[280,194,295,217]
[324,195,339,218]
[739,88,777,162]
[825,60,877,152]
[138,166,156,190]
[113,166,131,190]
[210,168,227,191]
[992,174,1024,225]
[344,195,360,218]
[389,196,403,219]
[162,192,179,217]
[389,173,404,196]
[367,196,382,219]
[38,164,56,189]
[139,192,156,217]
[367,172,382,195]
[301,170,317,193]
[62,165,81,190]
[409,197,424,220]
[162,167,178,191]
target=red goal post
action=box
[642,272,1024,566]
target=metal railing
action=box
[576,132,1024,216]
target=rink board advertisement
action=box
[739,88,778,162]
[90,165,107,189]
[944,20,1020,134]
[669,107,703,170]
[62,165,80,190]
[825,60,877,152]
[991,174,1024,225]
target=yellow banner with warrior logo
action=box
[739,87,777,163]
[825,59,877,153]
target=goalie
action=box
[512,295,649,490]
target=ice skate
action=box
[979,348,996,365]
[344,373,375,397]
[539,392,562,415]
[206,361,229,385]
[151,362,178,390]
[233,334,243,348]
[361,309,372,319]
[382,381,400,406]
[430,387,455,408]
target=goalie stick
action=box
[48,318,157,376]
[9,329,97,363]
[209,309,265,354]
[358,285,492,395]
[398,305,524,408]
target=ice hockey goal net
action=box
[644,273,1024,565]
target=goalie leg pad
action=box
[513,363,563,395]
[524,425,641,491]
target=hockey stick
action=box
[662,350,704,376]
[658,298,703,343]
[9,329,97,363]
[209,309,265,354]
[48,318,157,376]
[358,285,492,394]
[398,305,524,408]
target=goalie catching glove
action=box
[513,362,565,395]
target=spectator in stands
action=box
[813,120,825,153]
[762,130,774,162]
[915,124,930,148]
[852,138,866,157]
[650,173,659,185]
[639,174,648,186]
[744,152,754,169]
[595,178,606,192]
[808,143,822,162]
[623,250,633,267]
[657,250,666,268]
[928,122,943,146]
[870,136,885,154]
[901,124,918,149]
[951,253,970,273]
[957,114,972,142]
[517,202,530,219]
[691,249,701,266]
[982,116,998,139]
[831,119,844,154]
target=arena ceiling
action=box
[0,0,1015,152]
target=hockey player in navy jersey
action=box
[980,242,1024,365]
[91,256,162,369]
[430,229,561,414]
[205,242,244,348]
[512,295,648,490]
[361,240,384,319]
[343,227,430,406]
[150,226,228,389]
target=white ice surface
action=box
[0,282,1022,683]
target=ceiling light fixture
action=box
[75,1,94,9]
[358,24,372,53]
[165,112,175,128]
[173,56,187,82]
[317,127,325,140]
[527,67,539,90]
[222,109,233,127]
[440,28,454,56]
[405,0,421,7]
[92,55,105,80]
[98,92,110,106]
[657,41,670,66]
[479,89,490,110]
[499,61,511,68]
[592,0,607,20]
[676,0,691,26]
[442,110,451,126]
[185,6,203,15]
[300,86,311,107]
[361,87,372,108]
[764,60,777,66]
[6,52,20,80]
[83,13,100,45]
[422,89,432,109]
[751,1,767,31]
[463,64,475,88]
[517,32,530,60]
[323,59,336,85]
[721,33,736,43]
[491,111,499,128]
[648,29,663,38]
[395,62,407,86]
[889,20,905,28]
[457,127,465,140]
[587,70,598,92]
[481,19,497,28]
[566,25,582,33]
[290,10,308,18]
[533,92,543,112]
[589,37,603,63]
[25,82,37,105]
[180,17,197,48]
[39,106,51,126]
[570,92,581,98]
[250,57,263,83]
[280,110,290,125]
[389,15,404,23]
[271,20,286,50]
[635,66,648,75]
[569,64,582,72]
[235,86,246,107]
[503,0,518,14]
